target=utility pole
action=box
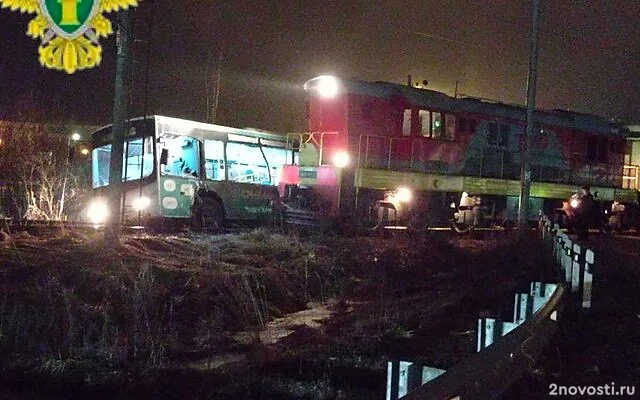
[518,0,541,231]
[105,9,133,246]
[206,41,223,124]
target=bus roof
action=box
[153,115,288,143]
[92,115,289,144]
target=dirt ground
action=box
[0,228,554,399]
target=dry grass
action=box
[0,229,332,377]
[0,228,550,396]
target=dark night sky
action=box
[1,0,639,133]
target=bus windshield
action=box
[92,135,155,188]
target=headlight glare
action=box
[87,200,109,225]
[133,196,151,211]
[332,150,350,168]
[395,187,412,203]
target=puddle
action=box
[234,301,335,345]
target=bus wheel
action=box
[192,198,223,233]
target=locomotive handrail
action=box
[355,132,623,188]
[357,134,414,170]
[622,164,639,190]
[286,131,339,166]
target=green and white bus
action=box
[87,115,296,230]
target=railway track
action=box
[0,218,276,237]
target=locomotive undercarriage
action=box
[281,181,640,236]
[554,195,640,239]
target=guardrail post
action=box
[561,235,573,283]
[514,283,558,324]
[583,249,594,309]
[477,318,518,351]
[513,293,532,324]
[571,243,582,294]
[386,361,445,399]
[386,360,400,400]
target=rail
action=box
[387,217,600,399]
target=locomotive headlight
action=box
[87,199,109,225]
[333,150,350,168]
[133,196,151,211]
[570,198,580,208]
[395,187,412,203]
[385,187,413,205]
[304,75,340,98]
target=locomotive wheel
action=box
[359,201,390,232]
[451,219,472,234]
[599,222,612,235]
[270,203,284,231]
[191,198,224,233]
[408,212,430,233]
[576,227,589,240]
[358,205,380,232]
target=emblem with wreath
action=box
[1,0,137,74]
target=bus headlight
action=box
[333,150,350,168]
[133,196,151,211]
[87,200,108,225]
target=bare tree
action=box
[0,120,91,222]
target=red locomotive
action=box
[280,75,639,232]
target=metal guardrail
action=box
[540,215,594,309]
[393,285,564,399]
[387,220,574,399]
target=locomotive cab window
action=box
[417,110,455,140]
[445,114,456,140]
[402,109,412,136]
[419,110,430,137]
[586,136,609,164]
[487,122,509,147]
[432,112,442,139]
[458,117,477,134]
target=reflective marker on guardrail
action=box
[583,249,594,308]
[514,283,557,325]
[386,361,446,400]
[477,318,519,351]
[542,215,593,309]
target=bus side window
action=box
[204,139,225,181]
[158,135,199,177]
[205,159,224,180]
